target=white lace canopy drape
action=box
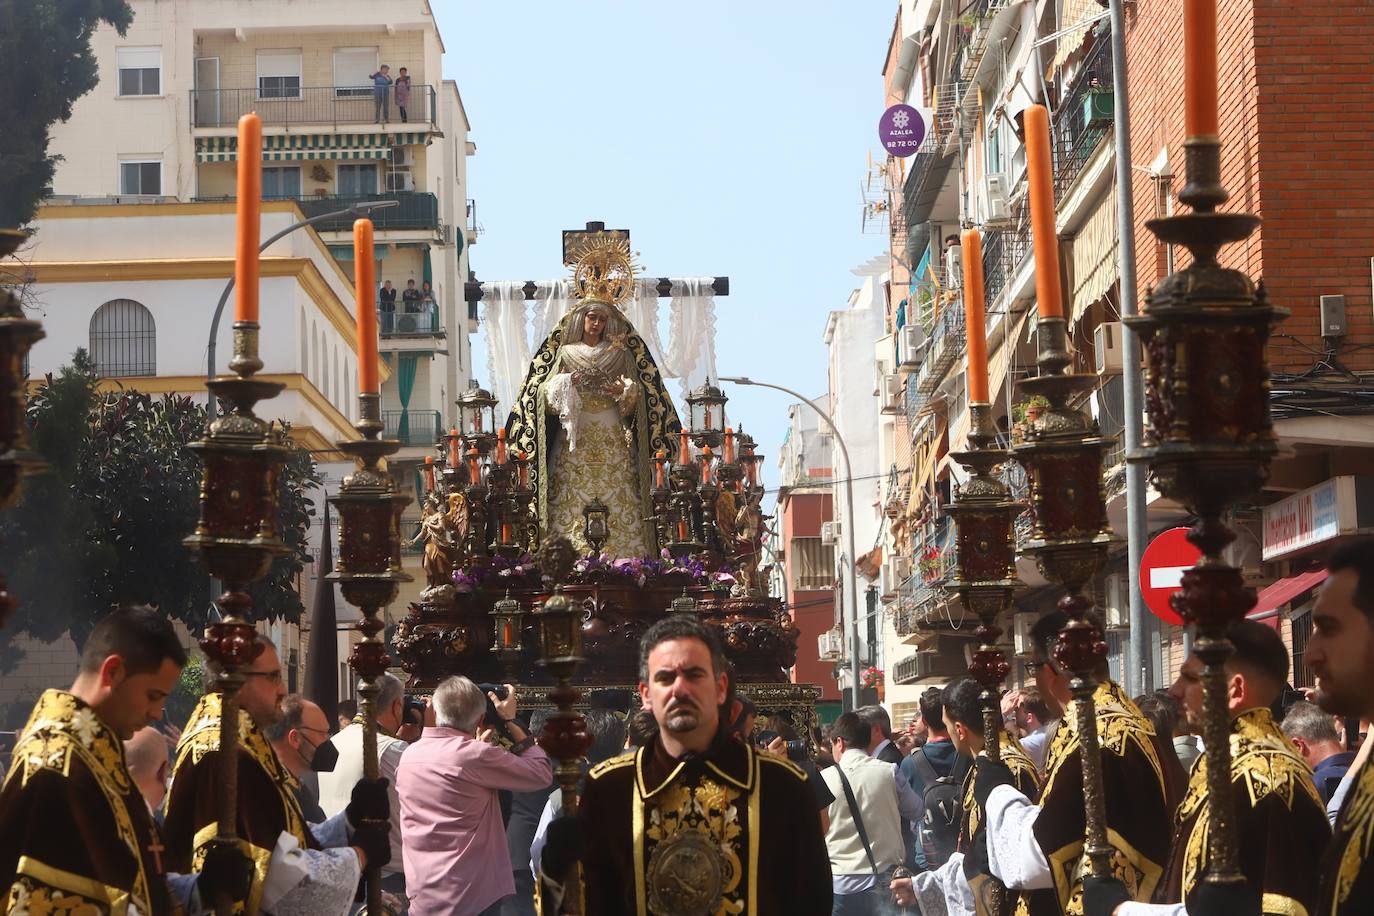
[482,277,719,415]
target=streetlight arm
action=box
[205,201,401,419]
[719,375,865,707]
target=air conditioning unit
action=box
[395,313,420,333]
[820,521,841,546]
[986,173,1012,225]
[1012,611,1037,656]
[385,169,415,192]
[1103,572,1128,630]
[439,223,453,245]
[1094,321,1123,375]
[914,648,968,681]
[881,373,903,414]
[390,146,409,167]
[944,244,962,289]
[899,324,926,371]
[892,555,913,582]
[818,629,843,660]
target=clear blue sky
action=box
[435,0,892,494]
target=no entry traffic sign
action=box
[1140,527,1202,626]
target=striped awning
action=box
[196,131,430,163]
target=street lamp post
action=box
[720,376,863,708]
[205,199,400,421]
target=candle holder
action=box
[0,230,46,630]
[947,402,1024,916]
[328,391,413,915]
[1126,132,1283,893]
[533,536,593,911]
[685,381,727,450]
[182,320,290,913]
[1011,315,1117,880]
[666,458,704,559]
[582,498,610,556]
[490,589,526,677]
[670,587,700,616]
[486,457,520,560]
[456,382,499,456]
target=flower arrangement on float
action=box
[861,666,884,689]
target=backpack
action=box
[909,749,961,867]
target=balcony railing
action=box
[379,304,442,338]
[190,84,437,129]
[401,517,423,555]
[299,192,439,231]
[914,299,967,396]
[382,409,442,447]
[893,653,925,685]
[192,191,440,232]
[1054,39,1114,197]
[982,224,1032,308]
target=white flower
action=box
[71,708,100,747]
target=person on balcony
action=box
[379,280,397,334]
[403,279,423,312]
[395,68,412,123]
[370,65,393,123]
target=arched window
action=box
[89,299,156,377]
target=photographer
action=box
[758,713,834,833]
[397,677,551,916]
[318,673,412,900]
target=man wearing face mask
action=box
[266,695,337,823]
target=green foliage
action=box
[0,351,320,669]
[0,0,135,226]
[164,655,205,729]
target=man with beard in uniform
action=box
[537,615,831,915]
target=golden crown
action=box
[570,235,639,306]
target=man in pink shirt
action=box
[397,676,552,916]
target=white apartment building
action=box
[8,0,476,697]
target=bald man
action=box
[124,727,173,818]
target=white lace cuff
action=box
[545,373,582,451]
[985,784,1053,890]
[260,832,360,916]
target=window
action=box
[262,166,301,200]
[790,537,836,591]
[257,50,302,100]
[334,47,378,97]
[117,47,161,96]
[90,299,156,377]
[337,163,378,196]
[119,159,161,195]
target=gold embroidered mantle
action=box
[168,693,309,912]
[3,690,151,915]
[1326,755,1374,915]
[1036,680,1170,915]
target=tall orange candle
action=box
[495,428,508,464]
[1024,105,1065,320]
[517,451,529,488]
[1184,0,1219,137]
[448,428,460,467]
[354,219,378,392]
[678,519,689,541]
[679,429,690,465]
[701,446,713,485]
[501,522,512,545]
[234,114,263,323]
[723,428,735,464]
[655,450,666,489]
[960,229,990,404]
[467,447,481,486]
[423,455,435,492]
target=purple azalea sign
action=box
[879,104,926,157]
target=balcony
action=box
[382,409,442,447]
[190,85,437,129]
[401,516,423,555]
[379,304,443,338]
[982,225,1032,309]
[913,300,967,396]
[952,0,1011,83]
[299,192,439,232]
[1054,39,1114,197]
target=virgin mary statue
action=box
[506,238,681,557]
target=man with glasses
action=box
[974,610,1174,915]
[164,635,393,914]
[266,695,337,822]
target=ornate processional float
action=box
[393,230,821,737]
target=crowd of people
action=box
[6,540,1374,915]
